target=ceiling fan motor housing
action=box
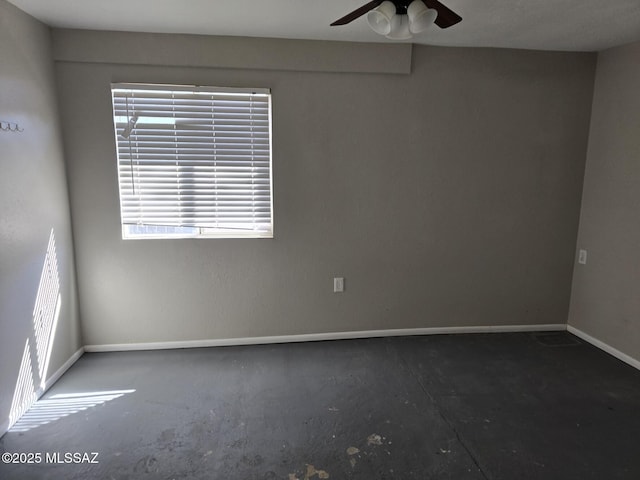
[392,1,411,15]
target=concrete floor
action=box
[1,332,639,479]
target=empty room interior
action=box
[1,0,640,478]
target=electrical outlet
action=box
[578,249,587,265]
[333,277,344,293]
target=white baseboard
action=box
[42,347,85,392]
[567,325,640,371]
[83,324,566,352]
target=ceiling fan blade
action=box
[330,0,385,26]
[421,0,462,28]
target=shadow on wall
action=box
[8,229,62,430]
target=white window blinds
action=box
[111,83,273,239]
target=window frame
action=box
[110,83,274,240]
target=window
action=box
[110,83,273,239]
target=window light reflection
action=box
[9,390,136,433]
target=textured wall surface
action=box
[0,0,81,434]
[53,30,596,346]
[569,41,640,363]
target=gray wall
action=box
[569,41,640,362]
[0,1,81,434]
[54,30,596,347]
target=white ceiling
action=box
[8,0,640,52]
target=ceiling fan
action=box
[331,0,462,40]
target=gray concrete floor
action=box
[1,332,639,479]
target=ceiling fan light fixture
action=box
[331,0,461,34]
[407,0,438,33]
[366,0,397,35]
[385,14,412,40]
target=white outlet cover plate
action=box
[578,249,587,265]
